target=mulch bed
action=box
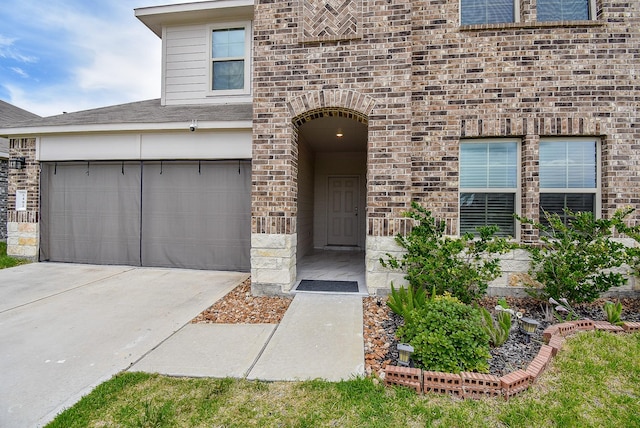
[191,278,292,324]
[365,295,640,377]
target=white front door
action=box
[327,176,359,246]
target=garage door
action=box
[40,160,250,271]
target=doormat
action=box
[296,280,359,293]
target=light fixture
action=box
[9,157,26,170]
[519,317,540,343]
[336,128,343,138]
[397,343,414,367]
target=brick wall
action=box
[7,138,39,258]
[251,0,639,293]
[253,1,639,240]
[410,0,640,239]
[0,159,7,240]
[252,0,415,238]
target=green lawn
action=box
[0,241,28,269]
[47,331,639,428]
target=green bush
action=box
[397,294,490,373]
[380,202,512,304]
[518,208,635,304]
[386,283,427,319]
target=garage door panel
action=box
[41,160,250,271]
[40,162,141,265]
[141,161,250,271]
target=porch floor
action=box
[294,249,367,295]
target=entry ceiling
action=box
[298,117,367,153]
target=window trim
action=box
[538,137,601,219]
[536,0,596,22]
[458,138,522,239]
[208,21,252,96]
[459,0,520,26]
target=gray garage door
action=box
[40,160,250,271]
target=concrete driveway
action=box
[0,263,247,428]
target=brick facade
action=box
[251,0,640,294]
[7,138,39,258]
[5,2,639,294]
[0,159,7,241]
[411,0,640,238]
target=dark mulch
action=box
[378,296,640,377]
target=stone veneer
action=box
[250,233,298,295]
[251,0,640,295]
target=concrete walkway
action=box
[0,263,365,427]
[0,263,247,428]
[132,293,365,382]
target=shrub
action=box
[380,201,512,304]
[518,208,635,304]
[397,294,490,373]
[386,283,427,319]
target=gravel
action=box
[192,278,292,324]
[193,281,640,378]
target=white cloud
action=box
[1,0,169,116]
[10,67,29,78]
[0,34,37,63]
[0,35,16,46]
[2,0,205,117]
[69,9,162,102]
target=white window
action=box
[537,0,593,22]
[210,22,251,94]
[539,138,599,224]
[459,140,520,237]
[460,0,517,25]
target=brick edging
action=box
[384,320,638,400]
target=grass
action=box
[0,241,28,269]
[46,331,640,428]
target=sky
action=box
[0,0,195,117]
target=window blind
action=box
[461,0,514,25]
[537,0,590,22]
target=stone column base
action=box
[251,233,297,296]
[7,221,39,259]
[365,235,407,296]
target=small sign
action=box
[15,190,27,211]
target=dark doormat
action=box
[296,280,359,293]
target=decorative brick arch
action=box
[292,107,369,128]
[287,90,377,122]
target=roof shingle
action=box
[1,99,252,129]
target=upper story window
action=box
[461,0,516,25]
[210,22,251,94]
[537,0,592,22]
[539,138,599,224]
[459,139,519,237]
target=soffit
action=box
[135,0,254,37]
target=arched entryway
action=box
[293,107,368,292]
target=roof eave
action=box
[135,0,254,38]
[0,120,252,137]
